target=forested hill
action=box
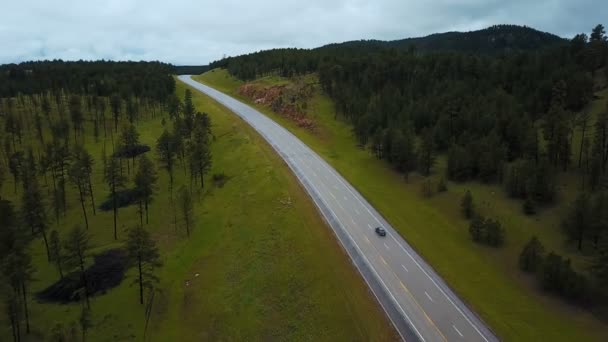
[320,25,567,54]
[0,60,175,99]
[211,26,608,307]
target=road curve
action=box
[179,75,499,342]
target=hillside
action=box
[320,25,567,54]
[196,68,608,341]
[0,62,395,341]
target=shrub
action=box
[420,178,434,198]
[519,236,545,272]
[469,215,505,247]
[461,190,474,219]
[212,172,228,188]
[538,252,589,302]
[469,215,485,242]
[437,177,447,192]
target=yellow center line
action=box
[380,256,388,265]
[367,238,448,341]
[399,281,448,342]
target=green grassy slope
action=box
[194,69,608,341]
[0,79,395,341]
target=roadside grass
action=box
[0,79,395,341]
[195,69,608,341]
[152,80,395,341]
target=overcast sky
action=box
[1,0,606,65]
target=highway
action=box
[179,75,499,342]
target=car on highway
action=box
[375,226,386,237]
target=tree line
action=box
[0,60,175,100]
[212,24,608,312]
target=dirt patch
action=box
[238,81,316,131]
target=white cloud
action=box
[1,0,606,65]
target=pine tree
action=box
[68,154,91,230]
[126,226,162,304]
[178,187,194,237]
[134,156,158,226]
[461,190,474,219]
[520,236,545,272]
[49,230,64,279]
[417,128,435,176]
[63,225,90,308]
[156,129,176,194]
[104,156,126,240]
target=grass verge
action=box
[0,78,396,341]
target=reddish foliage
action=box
[238,83,316,131]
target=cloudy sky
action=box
[1,0,606,65]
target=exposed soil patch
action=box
[238,80,316,131]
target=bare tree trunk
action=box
[113,197,118,240]
[138,257,144,305]
[139,200,143,228]
[78,184,89,230]
[579,122,587,168]
[87,175,96,215]
[145,199,149,224]
[21,283,29,334]
[79,255,90,309]
[41,227,51,261]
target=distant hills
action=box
[318,24,568,54]
[174,65,209,75]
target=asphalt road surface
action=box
[179,75,499,342]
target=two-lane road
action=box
[179,75,498,342]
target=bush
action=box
[523,197,536,215]
[212,172,228,188]
[484,218,505,247]
[420,178,434,198]
[538,252,589,302]
[469,215,505,247]
[519,236,545,272]
[437,177,447,192]
[461,190,474,219]
[469,215,485,242]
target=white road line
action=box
[184,77,486,342]
[277,126,493,339]
[367,223,372,229]
[355,208,360,215]
[424,291,433,302]
[384,242,390,250]
[402,264,409,272]
[343,196,348,201]
[453,324,464,338]
[329,192,336,199]
[364,236,371,244]
[390,234,490,342]
[312,171,317,177]
[284,155,426,342]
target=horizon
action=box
[0,24,572,66]
[2,0,605,65]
